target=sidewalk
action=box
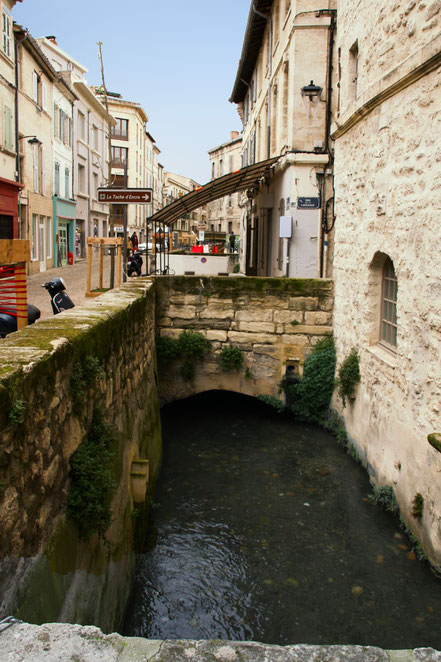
[26,254,124,321]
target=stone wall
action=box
[331,2,441,568]
[154,276,333,403]
[0,280,162,631]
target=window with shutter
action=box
[2,10,11,58]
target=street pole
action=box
[123,159,128,283]
[97,41,115,288]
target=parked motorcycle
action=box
[0,303,40,338]
[42,277,75,314]
[127,251,143,277]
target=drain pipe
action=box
[252,4,272,159]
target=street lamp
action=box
[301,80,323,117]
[18,135,42,145]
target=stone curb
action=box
[2,623,440,662]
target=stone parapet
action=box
[0,281,162,631]
[1,622,440,662]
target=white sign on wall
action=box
[279,216,292,238]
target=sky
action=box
[13,0,250,185]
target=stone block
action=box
[319,297,334,312]
[200,306,235,319]
[304,311,333,325]
[170,294,202,305]
[167,305,196,320]
[228,331,277,345]
[158,317,172,327]
[233,321,276,333]
[282,334,310,346]
[253,344,278,356]
[236,309,274,322]
[205,330,228,342]
[274,310,304,324]
[289,297,319,311]
[285,325,333,335]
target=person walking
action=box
[229,233,235,253]
[130,231,139,252]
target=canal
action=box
[122,391,441,648]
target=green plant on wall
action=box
[156,330,211,381]
[368,485,399,514]
[337,349,361,407]
[70,355,105,413]
[156,335,180,365]
[281,335,336,423]
[9,399,26,424]
[412,493,424,518]
[219,345,243,372]
[67,407,117,539]
[177,330,211,359]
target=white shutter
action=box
[42,83,47,111]
[33,72,38,103]
[41,145,46,195]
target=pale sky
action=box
[13,0,250,184]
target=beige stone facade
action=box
[331,0,441,568]
[94,91,149,242]
[163,171,207,250]
[207,131,243,248]
[230,0,336,277]
[37,37,114,258]
[14,28,58,274]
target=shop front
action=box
[0,177,22,239]
[54,197,77,267]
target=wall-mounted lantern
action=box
[301,81,323,117]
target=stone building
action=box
[230,0,336,277]
[207,131,242,246]
[14,26,61,274]
[163,171,207,250]
[0,0,22,241]
[37,37,114,259]
[94,90,149,243]
[331,0,441,568]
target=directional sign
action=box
[97,188,153,204]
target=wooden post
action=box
[86,237,123,297]
[99,243,104,290]
[14,264,27,330]
[87,243,93,295]
[116,244,121,288]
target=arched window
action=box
[380,257,397,349]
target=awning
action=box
[149,156,279,227]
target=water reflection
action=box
[122,391,441,647]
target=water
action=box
[122,391,441,647]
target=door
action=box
[58,223,68,267]
[39,217,46,272]
[245,215,259,276]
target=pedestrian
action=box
[229,233,235,253]
[130,231,138,252]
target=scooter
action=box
[127,251,143,277]
[0,303,40,338]
[42,277,75,314]
[0,276,74,339]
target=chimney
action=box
[230,131,239,140]
[46,36,57,45]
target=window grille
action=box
[380,257,397,349]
